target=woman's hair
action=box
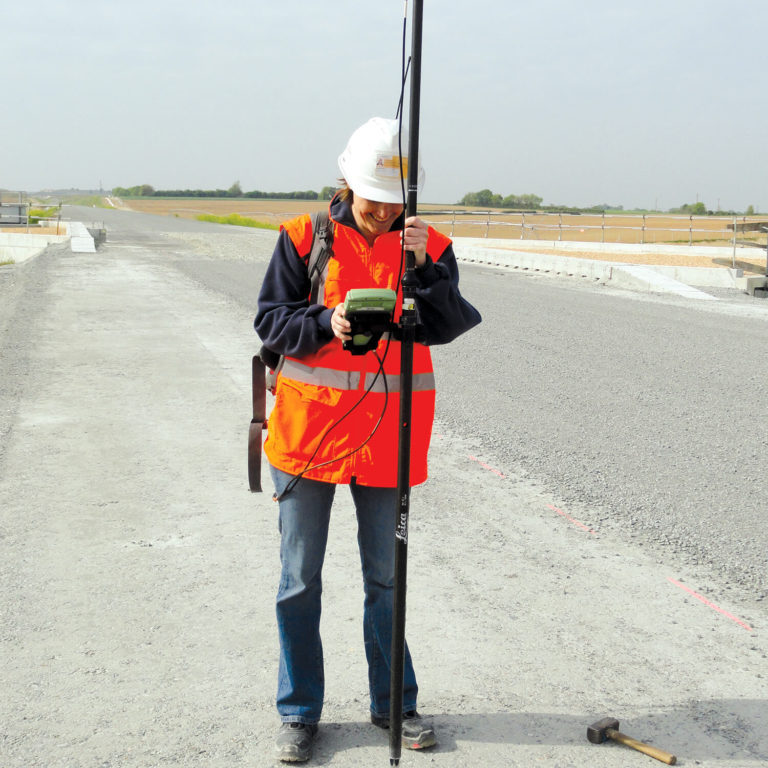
[336,179,353,203]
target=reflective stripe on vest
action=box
[281,358,435,393]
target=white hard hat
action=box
[337,117,425,204]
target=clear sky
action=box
[2,0,766,211]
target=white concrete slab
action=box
[68,221,96,253]
[0,232,70,263]
[610,265,718,300]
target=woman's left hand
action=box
[402,216,429,267]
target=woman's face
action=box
[351,195,404,245]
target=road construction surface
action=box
[1,206,766,767]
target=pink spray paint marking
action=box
[667,578,754,633]
[547,503,597,535]
[467,455,507,479]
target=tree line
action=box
[112,182,338,201]
[457,189,621,213]
[459,189,758,216]
[110,182,759,216]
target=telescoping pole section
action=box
[390,1,424,765]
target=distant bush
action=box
[458,189,543,209]
[28,206,60,223]
[669,202,707,215]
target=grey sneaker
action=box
[274,722,318,762]
[371,710,437,750]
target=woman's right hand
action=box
[331,303,352,341]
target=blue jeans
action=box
[271,465,418,724]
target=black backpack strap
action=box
[248,354,267,492]
[257,210,334,391]
[307,211,334,305]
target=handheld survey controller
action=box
[342,288,397,355]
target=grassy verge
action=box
[195,213,278,230]
[1,259,15,266]
[62,195,110,207]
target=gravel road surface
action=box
[1,206,766,767]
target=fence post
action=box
[520,212,525,240]
[689,215,693,246]
[732,215,736,268]
[765,226,768,277]
[485,211,490,238]
[558,212,562,242]
[601,211,605,243]
[765,227,768,277]
[641,214,646,245]
[450,210,455,237]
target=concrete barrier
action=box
[735,274,767,295]
[456,237,741,258]
[88,226,107,246]
[453,242,615,280]
[452,237,741,299]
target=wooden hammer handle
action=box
[608,728,677,765]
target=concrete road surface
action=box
[1,207,766,767]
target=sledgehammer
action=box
[587,717,677,765]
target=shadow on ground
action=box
[310,699,767,764]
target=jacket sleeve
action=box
[254,229,334,357]
[412,240,482,345]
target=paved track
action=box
[435,265,768,597]
[136,206,768,598]
[1,206,766,767]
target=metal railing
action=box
[417,209,760,249]
[0,194,63,234]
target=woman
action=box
[255,116,481,763]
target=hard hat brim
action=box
[342,177,405,205]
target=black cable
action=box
[395,6,411,121]
[395,3,410,297]
[273,345,392,501]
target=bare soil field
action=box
[117,198,768,272]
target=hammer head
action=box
[587,717,620,744]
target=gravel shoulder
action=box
[1,223,766,766]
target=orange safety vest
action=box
[264,212,452,487]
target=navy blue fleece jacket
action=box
[254,196,481,357]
